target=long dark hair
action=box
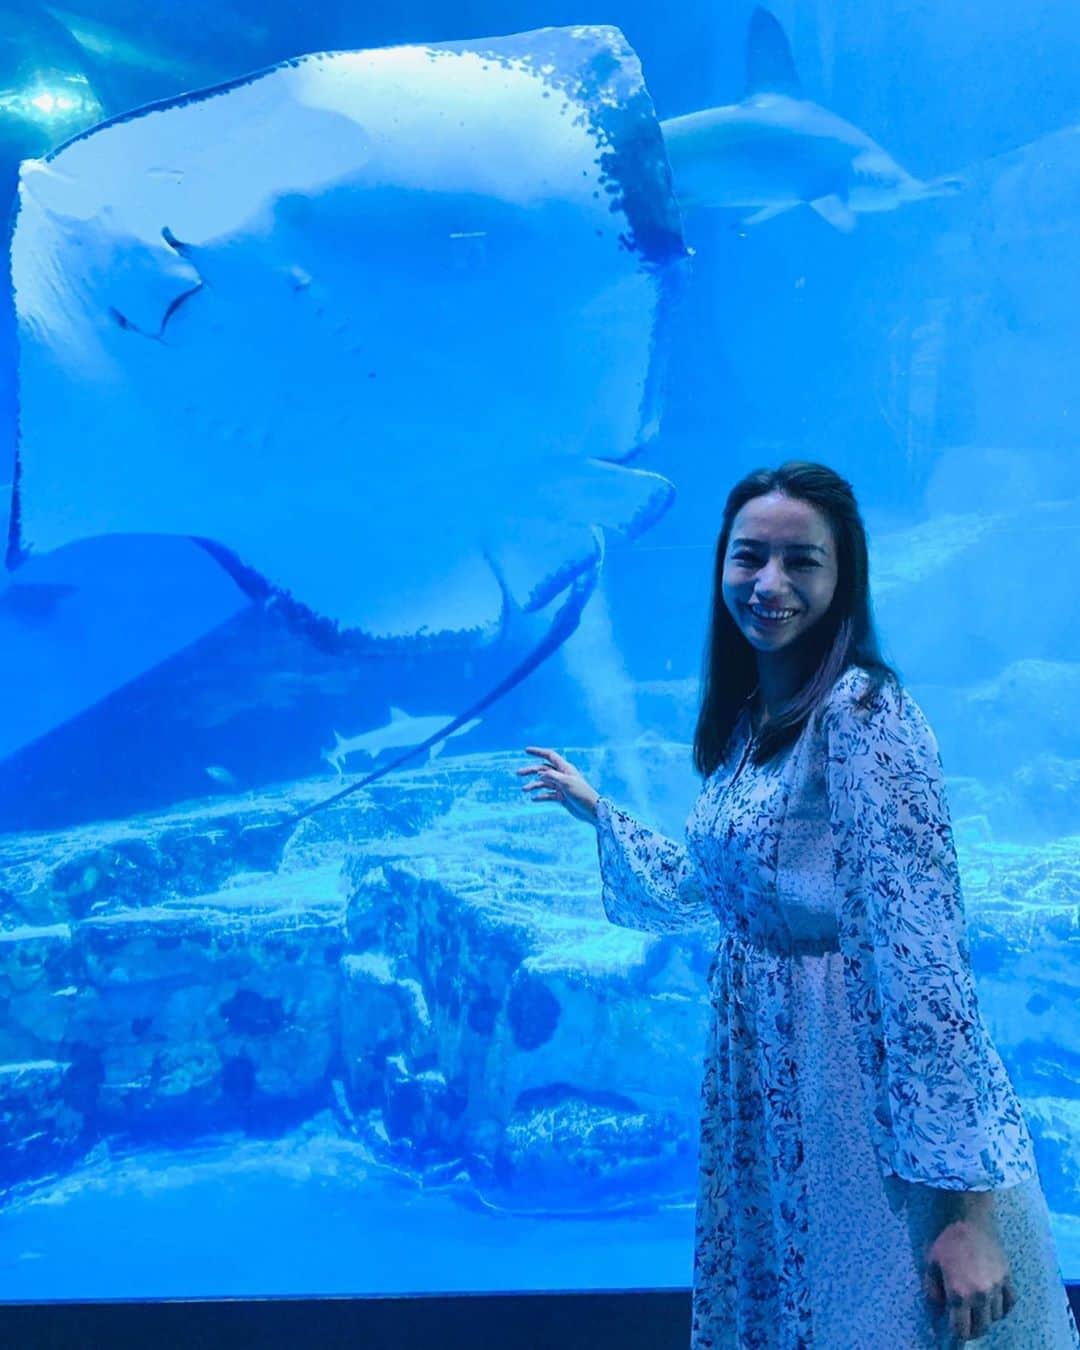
[693,461,900,775]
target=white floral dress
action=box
[594,665,1079,1349]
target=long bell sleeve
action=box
[823,672,1037,1190]
[594,796,715,934]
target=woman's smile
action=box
[744,601,801,627]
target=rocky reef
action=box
[0,744,1077,1219]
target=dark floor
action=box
[2,1288,1078,1350]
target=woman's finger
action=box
[523,767,564,785]
[524,746,572,771]
[518,764,568,782]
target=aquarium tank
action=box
[0,0,1077,1304]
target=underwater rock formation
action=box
[1,746,1077,1217]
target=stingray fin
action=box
[290,553,602,824]
[388,706,408,721]
[746,8,802,97]
[810,194,857,232]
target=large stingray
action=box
[3,25,688,813]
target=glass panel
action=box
[0,0,1076,1319]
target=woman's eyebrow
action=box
[731,538,827,555]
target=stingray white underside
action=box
[11,31,685,638]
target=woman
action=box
[517,463,1079,1348]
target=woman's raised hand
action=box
[517,746,600,824]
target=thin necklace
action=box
[744,683,762,737]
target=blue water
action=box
[1,0,1078,1308]
[1,1123,1078,1303]
[0,1131,697,1301]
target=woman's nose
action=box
[755,560,786,590]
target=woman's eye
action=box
[732,553,815,567]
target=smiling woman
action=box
[723,499,839,734]
[724,500,837,649]
[695,466,852,771]
[520,461,1080,1348]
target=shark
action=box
[660,7,964,232]
[322,710,483,777]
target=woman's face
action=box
[721,492,840,654]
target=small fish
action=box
[205,764,238,788]
[322,708,482,777]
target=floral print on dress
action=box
[594,795,716,934]
[592,664,1079,1349]
[824,670,1037,1190]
